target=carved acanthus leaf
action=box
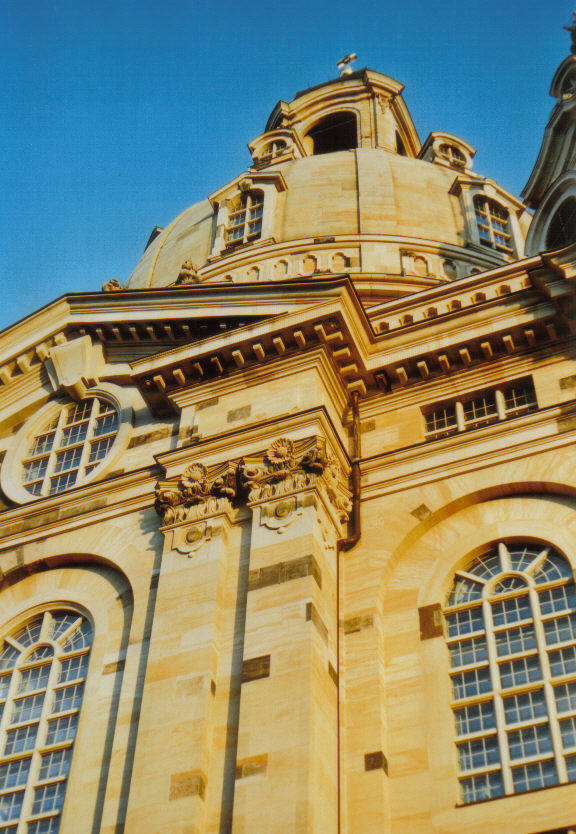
[154,461,237,525]
[239,436,351,520]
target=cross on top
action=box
[337,53,357,77]
[564,12,576,54]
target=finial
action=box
[337,53,357,77]
[564,11,576,55]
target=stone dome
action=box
[124,69,532,301]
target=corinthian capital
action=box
[239,436,352,522]
[154,460,238,526]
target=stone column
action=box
[124,461,237,834]
[231,437,351,834]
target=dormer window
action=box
[226,190,264,246]
[474,196,513,254]
[439,143,466,168]
[256,140,287,169]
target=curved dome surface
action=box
[125,70,531,295]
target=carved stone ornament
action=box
[259,496,303,533]
[154,461,237,526]
[102,278,123,292]
[154,436,352,532]
[239,436,352,522]
[45,335,104,400]
[175,260,200,285]
[173,522,215,556]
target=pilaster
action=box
[231,436,351,834]
[124,461,238,834]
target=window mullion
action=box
[20,655,60,828]
[530,586,568,782]
[455,401,465,432]
[482,597,512,793]
[40,408,68,496]
[77,401,99,480]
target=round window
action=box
[20,397,119,497]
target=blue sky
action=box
[0,0,572,330]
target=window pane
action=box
[4,724,38,755]
[499,655,542,689]
[560,716,576,751]
[452,667,492,700]
[58,655,89,684]
[31,781,66,815]
[454,702,496,736]
[555,682,576,715]
[18,664,51,694]
[11,692,45,724]
[52,683,83,714]
[458,735,500,771]
[544,615,576,646]
[0,792,24,823]
[50,614,79,642]
[0,758,31,790]
[491,596,531,627]
[14,619,43,648]
[22,398,119,498]
[28,818,60,834]
[61,621,92,653]
[533,553,573,584]
[494,625,537,657]
[507,724,553,760]
[38,749,71,782]
[448,576,483,606]
[469,552,501,580]
[539,585,576,615]
[449,636,488,668]
[0,646,19,673]
[548,645,576,678]
[60,422,88,447]
[45,715,78,747]
[460,771,504,803]
[445,608,484,638]
[503,690,547,725]
[512,759,557,792]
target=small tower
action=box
[523,14,576,253]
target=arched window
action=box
[0,610,93,831]
[439,143,466,168]
[306,112,357,155]
[473,196,513,254]
[225,190,264,246]
[546,197,576,250]
[444,542,576,804]
[21,398,119,498]
[256,140,287,168]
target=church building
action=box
[1,24,576,834]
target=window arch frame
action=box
[473,195,514,254]
[0,605,94,832]
[1,383,133,506]
[225,189,264,248]
[443,539,576,804]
